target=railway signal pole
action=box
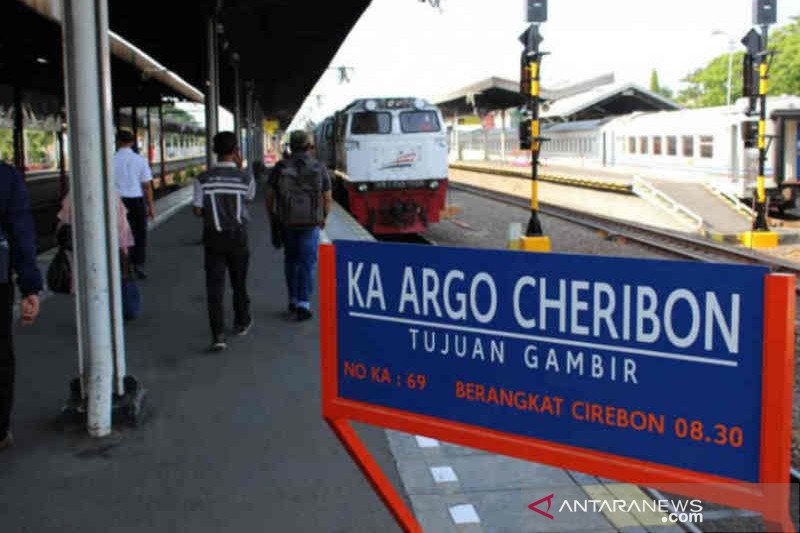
[742,0,779,247]
[519,0,551,252]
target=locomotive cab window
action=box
[350,112,392,134]
[699,136,714,158]
[400,111,440,133]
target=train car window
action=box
[628,137,636,154]
[699,136,714,158]
[400,111,440,133]
[667,136,677,155]
[639,136,648,154]
[351,112,392,134]
[652,136,662,155]
[23,91,61,174]
[682,135,694,157]
[0,85,13,164]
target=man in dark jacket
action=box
[0,162,42,450]
[193,132,255,351]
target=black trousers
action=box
[0,284,14,438]
[122,196,147,267]
[204,228,251,338]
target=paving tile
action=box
[409,494,485,533]
[449,455,577,491]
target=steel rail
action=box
[450,181,800,275]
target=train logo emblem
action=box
[380,152,417,169]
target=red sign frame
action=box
[319,243,796,533]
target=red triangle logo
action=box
[528,493,555,520]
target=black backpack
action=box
[275,158,324,227]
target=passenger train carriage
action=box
[539,96,800,210]
[314,98,448,235]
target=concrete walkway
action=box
[0,186,402,532]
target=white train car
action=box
[540,96,800,207]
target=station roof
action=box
[107,1,371,128]
[542,82,680,122]
[433,77,528,116]
[8,0,371,128]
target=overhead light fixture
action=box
[36,57,48,64]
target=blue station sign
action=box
[334,240,768,483]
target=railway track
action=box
[450,181,800,275]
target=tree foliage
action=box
[648,68,674,99]
[678,15,800,108]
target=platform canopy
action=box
[10,0,372,127]
[542,81,680,122]
[433,77,530,116]
[106,0,371,128]
[433,73,680,122]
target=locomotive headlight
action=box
[428,180,440,190]
[414,98,426,109]
[357,183,369,192]
[365,99,378,111]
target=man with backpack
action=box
[193,132,255,351]
[266,130,331,322]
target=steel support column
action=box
[61,0,126,437]
[159,104,166,182]
[12,85,24,173]
[205,16,219,169]
[232,53,242,153]
[245,81,254,163]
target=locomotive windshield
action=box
[350,112,391,134]
[399,111,440,133]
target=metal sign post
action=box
[321,240,795,532]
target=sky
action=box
[288,0,800,129]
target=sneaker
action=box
[133,266,148,280]
[296,308,313,322]
[0,431,13,451]
[209,335,227,352]
[234,319,253,336]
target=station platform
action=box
[0,185,401,532]
[0,184,715,531]
[450,161,800,245]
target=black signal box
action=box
[741,120,758,148]
[527,0,547,22]
[753,0,777,25]
[519,119,532,150]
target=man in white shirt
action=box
[114,130,155,279]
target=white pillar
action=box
[500,109,507,163]
[61,0,123,437]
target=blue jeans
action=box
[282,227,320,310]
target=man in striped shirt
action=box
[193,132,255,351]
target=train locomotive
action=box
[314,97,448,235]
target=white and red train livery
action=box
[314,97,448,235]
